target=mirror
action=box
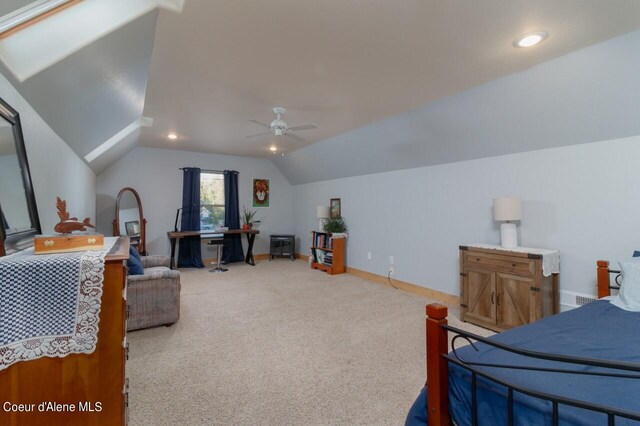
[112,187,147,256]
[0,96,41,256]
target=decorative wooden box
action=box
[34,234,105,254]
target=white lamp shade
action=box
[493,197,522,221]
[317,206,330,218]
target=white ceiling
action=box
[140,0,640,158]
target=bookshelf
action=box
[310,231,345,275]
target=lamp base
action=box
[319,219,324,232]
[500,222,518,248]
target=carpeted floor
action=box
[127,259,492,426]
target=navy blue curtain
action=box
[178,167,204,268]
[222,170,244,263]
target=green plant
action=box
[242,205,257,225]
[322,216,347,233]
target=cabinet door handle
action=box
[491,292,495,304]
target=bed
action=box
[407,260,640,426]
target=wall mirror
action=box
[112,187,147,255]
[0,96,41,256]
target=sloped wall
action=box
[0,72,95,233]
[274,30,640,185]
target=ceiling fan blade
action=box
[284,132,304,142]
[248,119,271,129]
[245,131,272,139]
[288,124,317,131]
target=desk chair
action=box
[207,236,228,273]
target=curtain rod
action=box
[179,168,225,173]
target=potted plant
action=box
[242,205,257,230]
[322,216,347,234]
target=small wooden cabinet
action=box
[460,245,559,332]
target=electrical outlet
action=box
[389,266,395,275]
[389,256,394,265]
[367,252,372,260]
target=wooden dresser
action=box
[0,237,130,425]
[460,245,559,332]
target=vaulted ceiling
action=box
[141,0,640,158]
[0,0,640,179]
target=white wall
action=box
[96,147,294,257]
[0,72,96,232]
[292,135,640,300]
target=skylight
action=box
[0,0,79,38]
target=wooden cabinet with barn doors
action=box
[459,245,559,332]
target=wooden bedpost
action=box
[597,260,611,299]
[426,303,450,426]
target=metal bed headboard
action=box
[442,324,640,425]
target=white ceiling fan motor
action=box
[270,107,288,135]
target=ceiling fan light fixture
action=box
[246,106,316,141]
[270,145,278,152]
[513,31,548,48]
[167,133,178,140]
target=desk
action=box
[168,229,259,269]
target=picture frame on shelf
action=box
[330,198,341,218]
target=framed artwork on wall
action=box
[330,198,341,218]
[253,179,270,207]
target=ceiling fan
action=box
[246,107,317,141]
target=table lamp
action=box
[493,197,522,248]
[317,206,330,231]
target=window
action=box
[199,172,225,230]
[0,0,80,38]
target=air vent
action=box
[576,295,596,306]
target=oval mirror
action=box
[112,187,147,256]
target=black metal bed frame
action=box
[610,268,623,290]
[441,324,640,425]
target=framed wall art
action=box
[330,198,341,218]
[253,179,270,207]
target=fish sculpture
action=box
[54,197,96,234]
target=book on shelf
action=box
[313,231,334,249]
[312,248,328,264]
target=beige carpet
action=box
[127,260,492,426]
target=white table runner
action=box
[466,243,560,277]
[0,237,116,370]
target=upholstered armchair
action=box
[127,255,181,331]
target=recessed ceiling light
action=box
[167,133,178,140]
[269,145,278,152]
[513,31,548,48]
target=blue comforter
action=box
[406,301,640,425]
